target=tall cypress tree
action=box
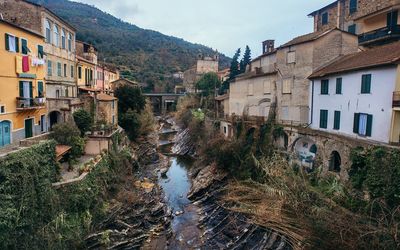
[229,48,241,80]
[240,45,251,73]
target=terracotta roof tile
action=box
[309,42,400,78]
[97,93,117,101]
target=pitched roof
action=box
[308,1,338,16]
[309,42,400,79]
[280,29,335,48]
[97,93,117,101]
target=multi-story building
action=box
[0,19,47,147]
[309,42,400,145]
[309,0,400,47]
[0,0,80,127]
[96,64,119,93]
[183,54,219,93]
[76,41,97,92]
[275,28,358,126]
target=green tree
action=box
[73,109,93,136]
[196,72,221,96]
[119,109,140,141]
[114,85,146,114]
[229,48,241,80]
[50,123,85,159]
[240,45,251,73]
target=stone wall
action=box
[0,0,42,33]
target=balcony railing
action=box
[16,97,46,111]
[393,91,400,108]
[358,25,400,45]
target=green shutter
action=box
[366,74,371,93]
[29,82,33,98]
[361,74,372,93]
[5,34,9,51]
[15,37,19,53]
[38,81,43,97]
[366,114,373,137]
[336,78,342,94]
[353,113,360,133]
[38,45,43,58]
[21,39,27,54]
[320,110,328,129]
[334,111,341,130]
[19,81,24,97]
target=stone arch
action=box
[276,132,289,150]
[329,151,342,172]
[292,137,318,167]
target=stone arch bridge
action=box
[143,93,185,115]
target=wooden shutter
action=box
[366,114,373,137]
[29,82,33,98]
[320,110,328,129]
[15,37,19,53]
[38,45,43,58]
[38,81,43,97]
[366,74,371,93]
[334,111,341,130]
[5,34,9,51]
[21,39,27,54]
[321,80,329,94]
[19,82,24,97]
[361,74,371,93]
[353,113,360,133]
[336,78,342,94]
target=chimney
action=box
[262,40,275,54]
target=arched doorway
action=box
[0,121,11,147]
[329,151,342,172]
[49,111,61,129]
[293,137,318,167]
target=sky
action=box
[74,0,331,57]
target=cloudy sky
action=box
[75,0,330,57]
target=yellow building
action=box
[0,20,47,147]
[76,41,98,92]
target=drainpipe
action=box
[310,80,315,125]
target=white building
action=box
[309,42,400,144]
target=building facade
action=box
[96,64,119,93]
[183,54,219,93]
[0,20,47,147]
[76,41,97,91]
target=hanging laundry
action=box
[22,56,29,72]
[16,56,23,73]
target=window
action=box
[348,24,356,34]
[38,81,44,97]
[336,78,342,94]
[19,81,33,98]
[57,62,62,77]
[47,60,52,76]
[56,90,60,98]
[287,51,296,64]
[361,74,371,94]
[5,34,19,52]
[38,45,44,59]
[320,110,328,129]
[78,66,82,79]
[65,88,69,97]
[71,65,74,78]
[21,38,28,55]
[354,113,373,136]
[333,111,341,130]
[263,80,271,94]
[322,12,328,25]
[282,78,292,94]
[61,29,66,49]
[387,11,398,28]
[64,64,67,77]
[321,79,329,95]
[68,33,72,52]
[45,19,51,43]
[0,105,5,114]
[248,83,254,96]
[53,24,59,47]
[282,106,289,120]
[350,0,357,14]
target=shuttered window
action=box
[320,110,328,129]
[350,0,357,13]
[348,24,356,34]
[64,64,67,77]
[333,111,341,130]
[248,83,254,96]
[287,51,296,64]
[353,113,373,136]
[47,60,52,76]
[322,12,328,25]
[38,81,44,97]
[38,45,44,59]
[71,65,74,78]
[263,80,271,94]
[57,62,62,77]
[321,79,329,95]
[282,78,292,94]
[78,66,82,79]
[5,34,19,52]
[336,78,342,94]
[361,74,371,94]
[21,39,28,55]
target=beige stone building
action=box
[309,0,400,47]
[0,0,81,127]
[96,93,118,128]
[183,54,219,93]
[275,29,358,126]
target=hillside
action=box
[28,0,231,91]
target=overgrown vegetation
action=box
[51,123,85,159]
[73,109,93,136]
[0,139,132,249]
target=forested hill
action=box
[28,0,230,90]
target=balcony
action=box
[393,91,400,108]
[16,97,46,111]
[358,25,400,46]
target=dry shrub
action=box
[138,101,156,136]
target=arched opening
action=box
[329,151,342,172]
[310,144,317,154]
[49,111,61,129]
[293,137,317,167]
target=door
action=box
[0,121,11,147]
[25,119,33,138]
[40,115,46,133]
